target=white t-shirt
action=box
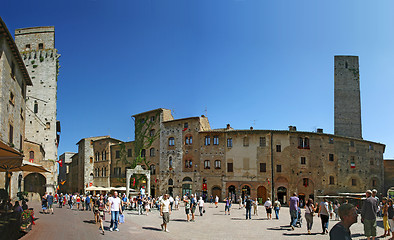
[161,199,171,213]
[108,197,121,212]
[169,196,174,203]
[319,201,329,215]
[215,196,219,202]
[198,199,204,207]
[264,200,272,208]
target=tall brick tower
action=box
[334,55,362,139]
[15,27,60,194]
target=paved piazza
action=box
[23,202,387,240]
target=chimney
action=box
[317,128,323,133]
[250,127,253,130]
[226,124,231,129]
[288,126,297,131]
[201,115,205,118]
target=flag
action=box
[132,178,136,186]
[350,162,356,168]
[182,127,188,131]
[56,160,63,167]
[60,180,66,185]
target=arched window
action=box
[104,151,107,160]
[101,168,104,177]
[169,137,175,146]
[304,138,309,148]
[169,156,173,169]
[329,176,334,185]
[204,160,210,169]
[168,178,173,185]
[29,151,34,162]
[141,149,146,158]
[215,160,221,169]
[150,148,155,157]
[183,177,192,182]
[150,129,155,137]
[150,164,156,175]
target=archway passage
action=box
[168,187,173,196]
[228,185,236,201]
[24,173,46,197]
[211,186,221,201]
[241,185,251,202]
[257,186,267,204]
[277,186,287,205]
[182,184,192,196]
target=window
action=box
[184,122,188,129]
[260,137,266,147]
[276,145,281,152]
[260,163,266,172]
[227,138,233,148]
[104,167,107,177]
[9,92,15,105]
[351,178,357,186]
[34,101,38,113]
[150,116,155,122]
[149,148,155,157]
[46,122,50,129]
[114,167,121,177]
[150,129,155,137]
[329,154,334,162]
[303,178,309,187]
[214,160,221,169]
[19,135,22,151]
[9,124,13,144]
[101,168,104,177]
[38,43,44,49]
[25,44,30,49]
[243,137,249,147]
[168,179,173,185]
[329,176,334,185]
[370,158,374,165]
[115,150,120,159]
[141,149,146,158]
[204,160,210,169]
[101,152,104,161]
[205,136,211,145]
[90,157,93,164]
[185,136,193,145]
[350,141,354,147]
[127,149,132,157]
[189,136,193,144]
[369,144,374,150]
[169,157,173,169]
[276,164,282,172]
[150,165,156,175]
[185,160,192,168]
[329,138,334,144]
[227,163,233,172]
[169,137,175,146]
[29,151,34,162]
[304,138,309,148]
[213,136,219,145]
[300,157,306,165]
[298,137,309,149]
[372,179,377,187]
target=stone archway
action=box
[24,173,46,197]
[212,186,221,201]
[126,165,151,197]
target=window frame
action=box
[227,138,233,148]
[213,136,219,145]
[205,136,211,146]
[204,160,211,169]
[214,160,221,169]
[168,137,175,146]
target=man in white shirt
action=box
[160,194,171,232]
[169,195,174,211]
[108,191,122,232]
[264,198,272,220]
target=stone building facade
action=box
[0,17,32,198]
[58,152,75,193]
[14,26,61,194]
[384,159,394,194]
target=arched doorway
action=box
[257,186,267,204]
[228,185,236,202]
[277,186,287,205]
[211,186,221,201]
[182,177,192,196]
[168,187,173,196]
[297,178,314,205]
[24,173,46,197]
[241,185,251,202]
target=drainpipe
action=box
[270,132,275,202]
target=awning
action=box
[0,140,23,169]
[0,160,50,173]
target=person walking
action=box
[169,195,174,211]
[318,198,330,234]
[382,197,391,238]
[85,195,91,211]
[245,196,252,220]
[97,195,106,235]
[361,190,378,240]
[329,203,358,240]
[198,197,204,216]
[305,198,316,235]
[190,194,197,222]
[184,196,191,222]
[215,195,219,208]
[108,191,122,232]
[289,192,299,230]
[160,194,171,232]
[273,198,281,219]
[59,193,63,208]
[387,199,394,240]
[47,192,54,214]
[224,197,231,215]
[253,198,258,216]
[264,198,272,219]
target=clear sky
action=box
[2,0,394,159]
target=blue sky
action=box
[2,0,394,159]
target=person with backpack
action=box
[184,196,191,222]
[273,198,281,219]
[245,196,253,220]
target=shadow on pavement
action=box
[142,226,162,232]
[283,232,322,236]
[171,219,187,222]
[83,220,96,224]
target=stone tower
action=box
[15,27,60,193]
[334,55,362,139]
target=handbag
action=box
[119,214,125,223]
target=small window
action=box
[150,148,155,157]
[205,136,211,146]
[329,154,334,162]
[189,136,193,145]
[227,138,233,148]
[127,149,132,157]
[46,122,50,129]
[9,124,13,144]
[204,160,210,169]
[25,44,31,49]
[9,92,15,105]
[150,165,156,175]
[141,149,146,158]
[304,138,309,148]
[185,160,192,169]
[276,145,281,152]
[150,129,155,137]
[276,164,281,172]
[350,141,354,147]
[329,176,335,185]
[372,179,376,187]
[345,61,348,68]
[329,138,334,144]
[34,101,38,113]
[300,157,306,165]
[115,150,120,158]
[259,163,266,172]
[213,136,219,145]
[215,160,221,169]
[184,122,188,129]
[351,178,357,186]
[11,61,15,78]
[29,151,34,161]
[90,157,93,164]
[227,163,233,172]
[169,157,173,169]
[38,43,44,49]
[169,137,175,146]
[303,178,309,187]
[369,144,374,150]
[185,136,192,145]
[168,179,173,185]
[150,116,155,122]
[260,137,266,147]
[243,137,249,147]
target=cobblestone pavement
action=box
[22,202,389,240]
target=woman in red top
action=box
[76,195,81,210]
